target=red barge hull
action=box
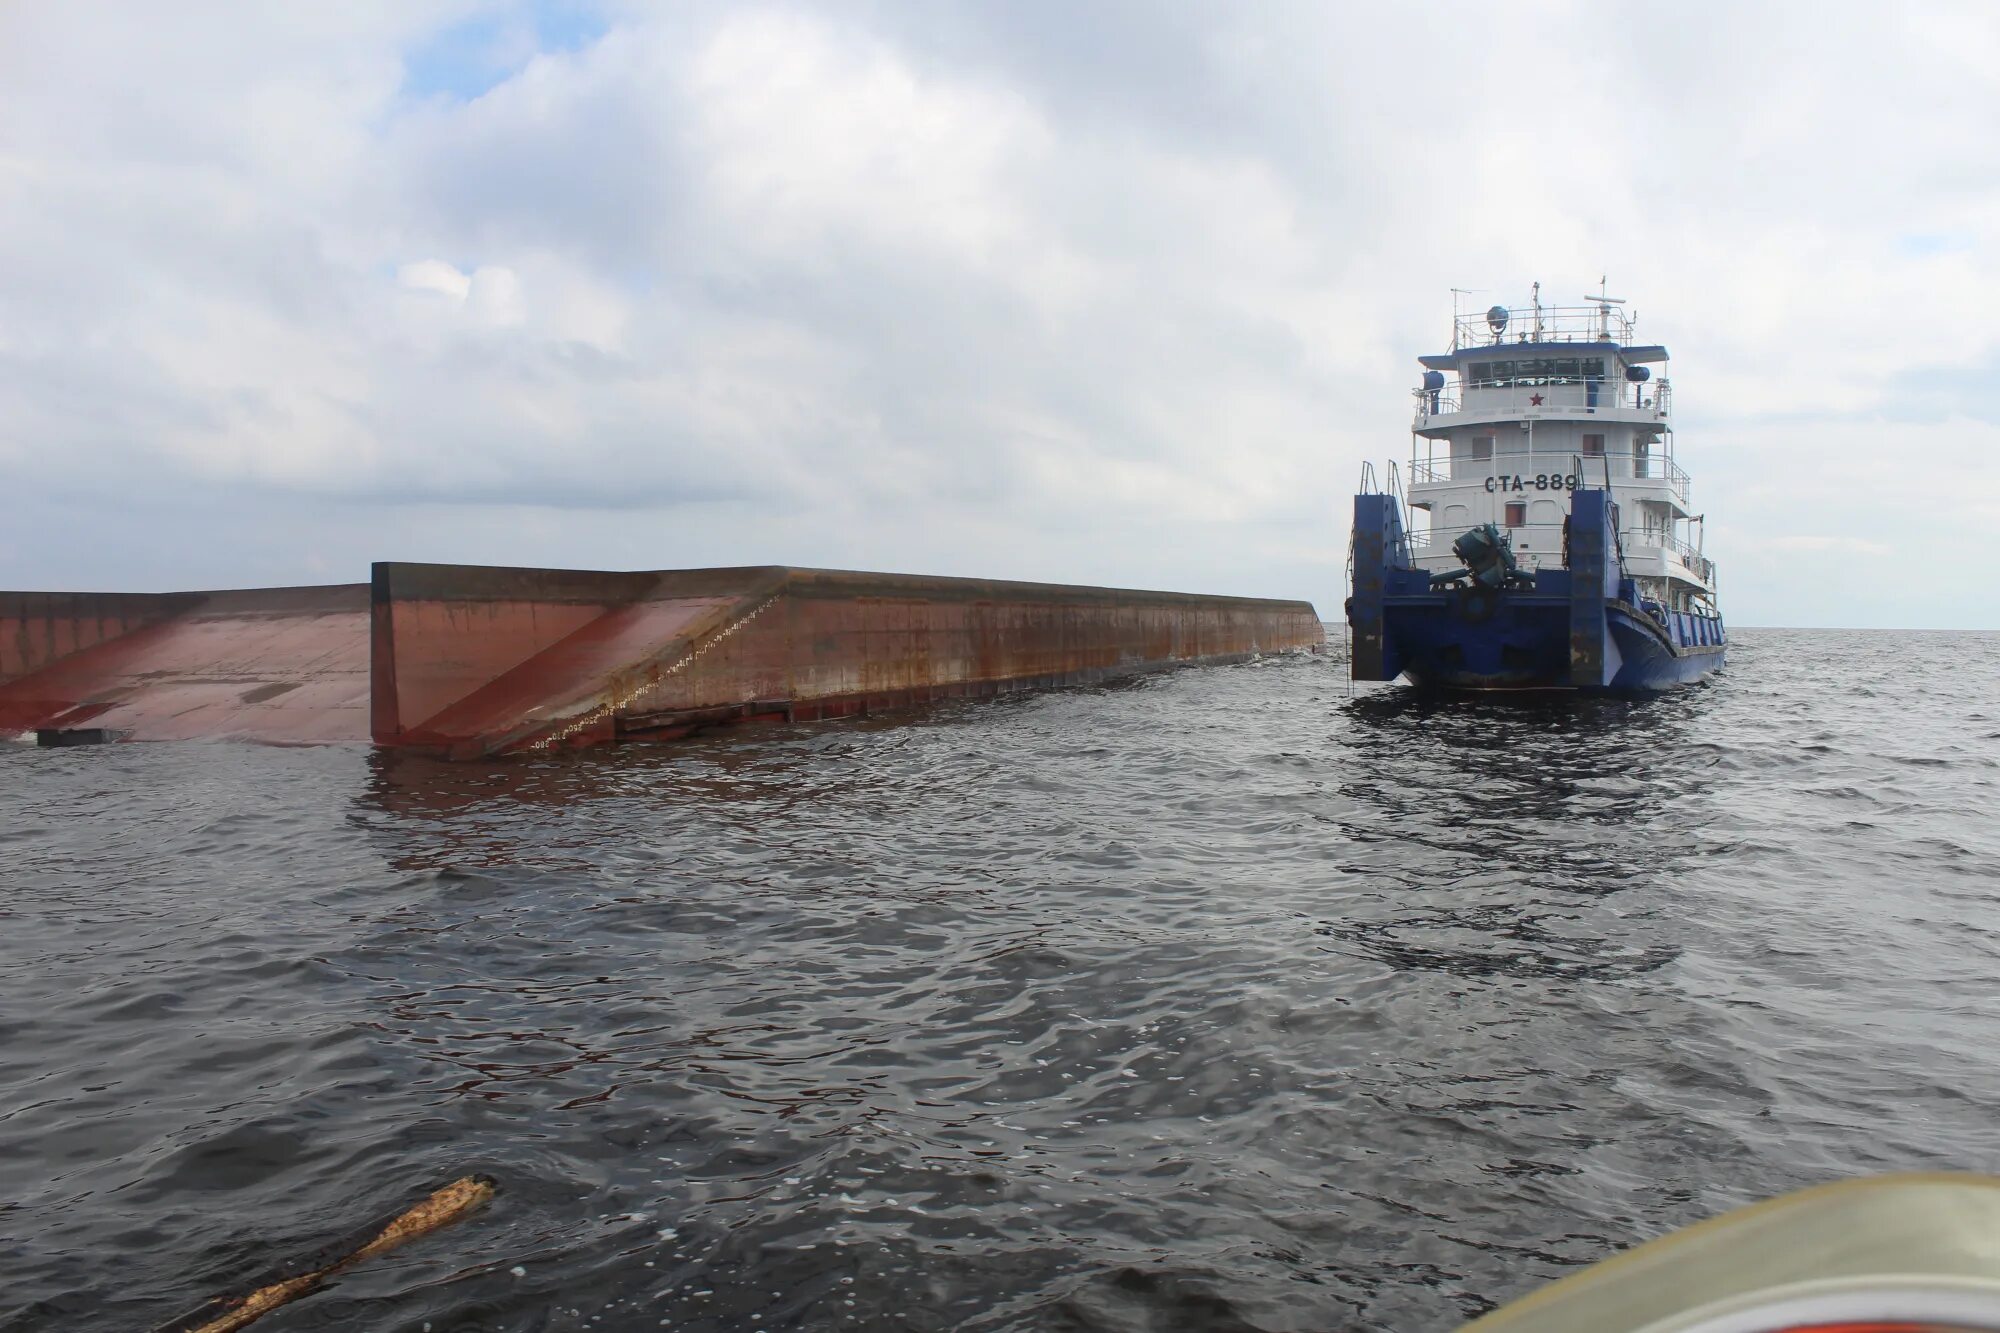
[3,564,1323,756]
[0,585,371,745]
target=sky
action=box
[2,2,1996,629]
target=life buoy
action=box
[1455,584,1499,623]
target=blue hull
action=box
[1386,591,1724,692]
[1347,488,1725,694]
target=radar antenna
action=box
[1585,276,1626,339]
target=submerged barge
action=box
[2,563,1322,756]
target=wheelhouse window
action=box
[1504,501,1526,527]
[1582,433,1605,456]
[1467,356,1606,389]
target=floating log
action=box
[154,1175,496,1333]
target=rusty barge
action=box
[2,563,1323,757]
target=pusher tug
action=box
[1347,284,1725,691]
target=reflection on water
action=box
[4,631,2000,1331]
[1324,688,1710,986]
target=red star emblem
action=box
[1529,392,1545,406]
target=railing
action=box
[1410,521,1569,565]
[1385,459,1412,566]
[1637,451,1689,501]
[1409,519,1714,587]
[1408,448,1689,503]
[1452,300,1635,351]
[1414,379,1672,424]
[1355,459,1414,567]
[1648,530,1715,586]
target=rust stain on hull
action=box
[370,563,1325,758]
[3,565,1323,754]
[0,586,370,744]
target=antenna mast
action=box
[1585,276,1627,339]
[1450,287,1480,352]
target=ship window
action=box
[1582,433,1605,456]
[1468,435,1493,460]
[1467,356,1607,388]
[1504,501,1526,527]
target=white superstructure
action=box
[1404,284,1717,613]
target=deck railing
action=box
[1650,530,1715,586]
[1414,379,1672,425]
[1408,521,1570,565]
[1409,449,1689,503]
[1451,301,1635,350]
[1407,521,1714,587]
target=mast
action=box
[1586,276,1626,340]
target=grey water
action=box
[4,628,1999,1332]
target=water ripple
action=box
[2,629,1998,1331]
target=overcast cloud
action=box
[2,1,1995,627]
